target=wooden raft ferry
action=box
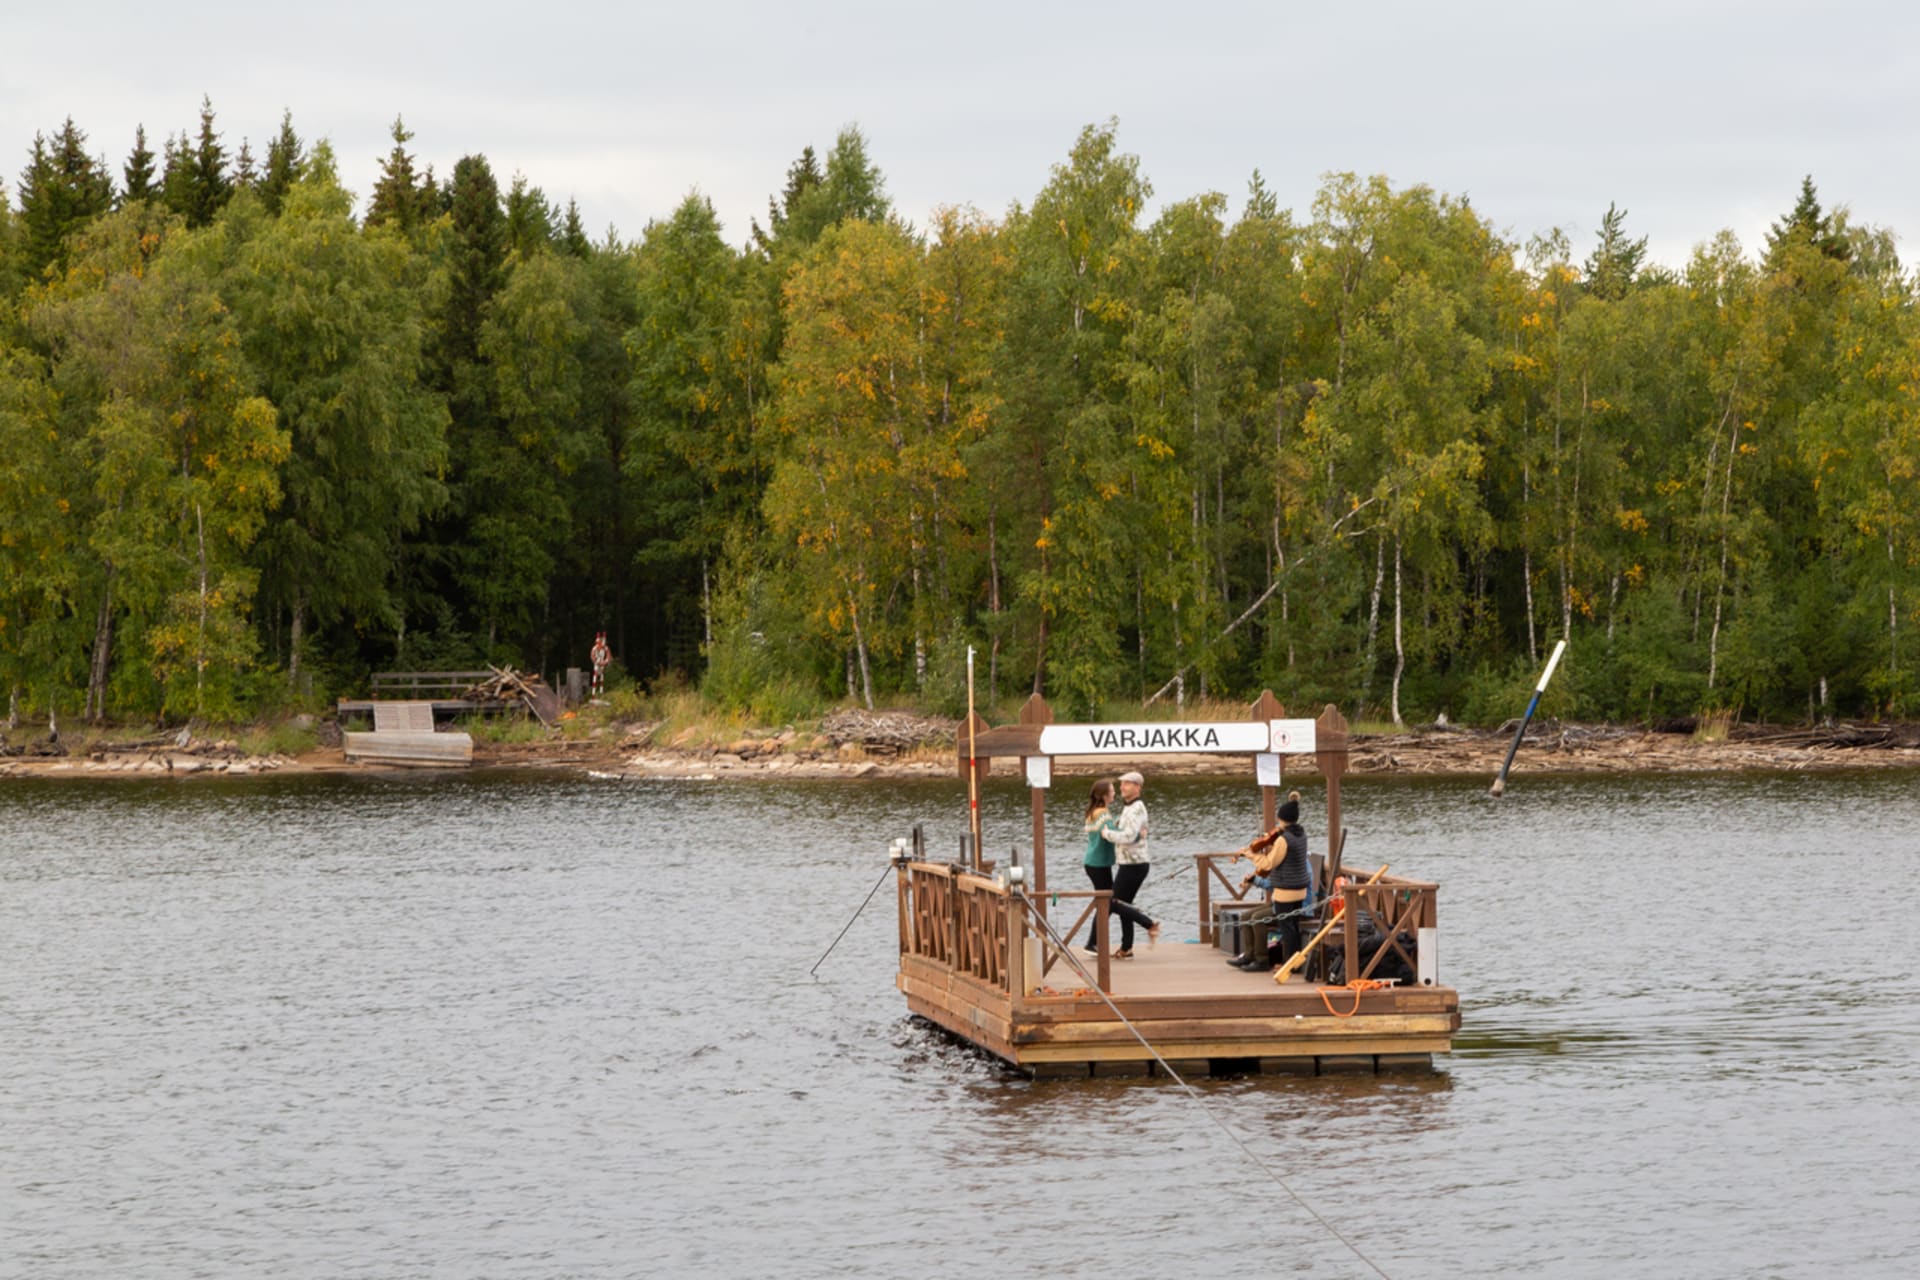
[893,694,1459,1078]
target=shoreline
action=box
[6,722,1920,782]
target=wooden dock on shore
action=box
[894,695,1458,1077]
[342,700,473,768]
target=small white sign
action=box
[1268,719,1319,754]
[1024,755,1051,789]
[1037,722,1274,755]
[1255,752,1281,786]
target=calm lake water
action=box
[3,766,1917,1278]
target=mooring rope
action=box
[1022,892,1395,1280]
[808,861,897,977]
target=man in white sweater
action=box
[1105,770,1159,956]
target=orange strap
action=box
[1320,979,1387,1018]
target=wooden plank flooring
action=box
[900,937,1458,1076]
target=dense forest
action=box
[2,102,1917,729]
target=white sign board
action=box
[1268,719,1318,754]
[1037,721,1273,756]
[1024,755,1051,789]
[1255,752,1281,786]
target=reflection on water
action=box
[4,768,1920,1277]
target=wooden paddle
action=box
[1272,863,1390,985]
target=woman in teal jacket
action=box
[1080,779,1157,954]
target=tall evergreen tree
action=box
[260,111,304,216]
[121,125,157,206]
[232,138,258,191]
[751,145,822,250]
[159,131,193,220]
[560,198,590,257]
[504,176,556,256]
[15,119,115,277]
[1764,175,1849,266]
[366,117,432,234]
[181,95,232,227]
[1584,202,1647,300]
[411,153,511,652]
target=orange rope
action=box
[1320,979,1387,1018]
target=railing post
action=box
[897,863,911,958]
[1015,891,1025,996]
[1196,854,1213,946]
[1342,888,1359,983]
[1095,890,1112,991]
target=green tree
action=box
[1583,203,1647,301]
[225,143,449,690]
[626,193,749,663]
[26,203,289,718]
[365,117,434,236]
[121,125,157,206]
[996,119,1149,715]
[16,119,115,278]
[259,111,304,216]
[765,217,932,706]
[180,96,232,228]
[504,176,556,257]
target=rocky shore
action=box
[7,715,1918,782]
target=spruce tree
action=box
[439,154,508,374]
[260,111,304,216]
[504,176,555,256]
[561,198,590,256]
[233,138,258,191]
[16,119,114,276]
[366,116,431,234]
[159,131,194,219]
[1584,202,1648,300]
[750,145,822,250]
[122,125,156,205]
[183,95,232,227]
[1765,175,1849,266]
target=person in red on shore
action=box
[589,632,611,698]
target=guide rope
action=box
[1021,892,1395,1280]
[808,861,897,977]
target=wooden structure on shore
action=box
[894,694,1458,1078]
[342,700,473,768]
[337,668,563,729]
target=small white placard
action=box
[1255,752,1281,786]
[1024,756,1051,789]
[1268,718,1319,754]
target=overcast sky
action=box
[7,1,1919,269]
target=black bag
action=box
[1325,915,1416,985]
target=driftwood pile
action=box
[460,665,562,726]
[0,734,66,758]
[820,709,957,757]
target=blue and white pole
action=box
[1490,639,1566,798]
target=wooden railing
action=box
[371,671,495,697]
[1196,851,1439,984]
[1193,850,1264,945]
[1327,874,1437,984]
[897,862,1114,996]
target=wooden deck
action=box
[895,861,1458,1079]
